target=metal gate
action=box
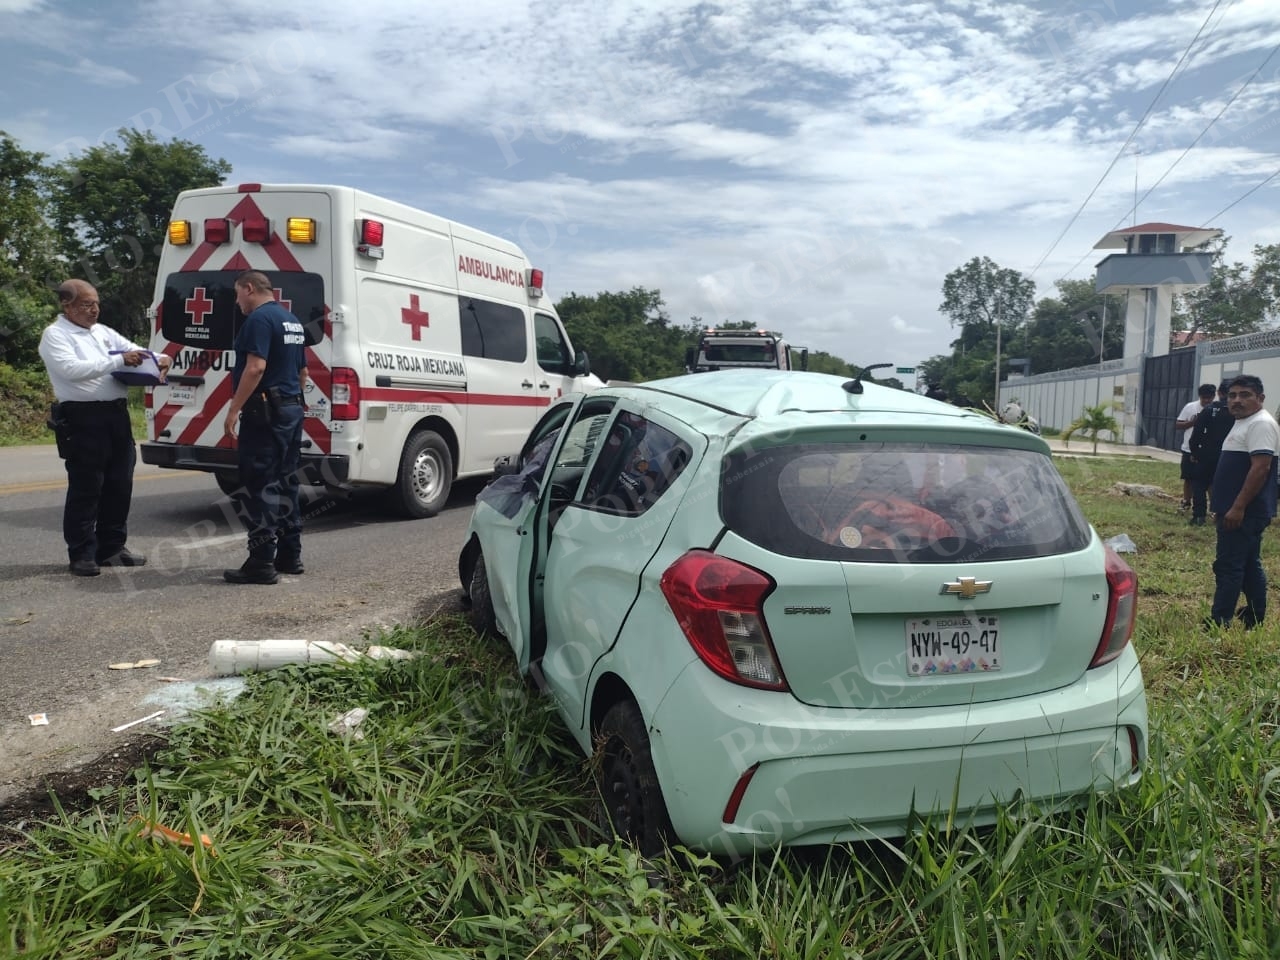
[1140,347,1196,450]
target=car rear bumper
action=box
[647,645,1147,855]
[140,442,350,485]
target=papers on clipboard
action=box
[110,350,165,386]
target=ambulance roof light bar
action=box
[528,268,544,298]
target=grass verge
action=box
[2,458,1279,958]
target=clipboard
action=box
[110,350,165,386]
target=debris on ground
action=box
[1104,533,1138,553]
[108,658,162,670]
[133,816,218,855]
[28,713,49,726]
[327,707,369,741]
[208,639,420,676]
[110,710,165,733]
[1112,482,1176,500]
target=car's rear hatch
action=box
[717,435,1106,709]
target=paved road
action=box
[0,443,476,806]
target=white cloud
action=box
[5,0,1280,366]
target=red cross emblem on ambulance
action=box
[401,294,430,341]
[185,287,214,325]
[272,288,292,312]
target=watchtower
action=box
[1093,222,1221,358]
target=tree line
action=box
[0,129,871,388]
[922,244,1280,408]
[5,128,1276,406]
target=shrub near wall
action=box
[0,363,54,445]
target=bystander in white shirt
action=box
[38,314,146,402]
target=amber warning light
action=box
[168,220,192,245]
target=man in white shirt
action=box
[38,280,171,576]
[1176,384,1216,510]
[1208,374,1280,628]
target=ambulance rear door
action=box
[147,187,334,481]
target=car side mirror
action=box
[799,348,809,371]
[684,347,695,370]
[493,455,519,477]
[574,350,591,377]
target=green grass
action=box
[2,457,1279,957]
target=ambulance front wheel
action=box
[391,429,453,518]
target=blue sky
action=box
[3,0,1280,373]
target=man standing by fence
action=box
[1207,375,1280,629]
[1188,380,1233,527]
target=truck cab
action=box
[685,328,808,373]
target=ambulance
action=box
[140,183,593,517]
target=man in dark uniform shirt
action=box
[1187,380,1233,526]
[222,270,309,585]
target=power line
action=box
[1056,36,1280,279]
[1199,166,1280,224]
[1028,0,1226,278]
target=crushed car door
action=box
[477,396,582,672]
[505,394,619,674]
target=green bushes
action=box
[0,362,54,445]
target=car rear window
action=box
[721,441,1091,563]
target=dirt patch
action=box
[0,734,166,827]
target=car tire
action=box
[596,700,673,856]
[214,469,242,497]
[469,550,499,639]
[390,430,452,518]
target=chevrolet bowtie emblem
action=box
[940,576,993,599]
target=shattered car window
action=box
[476,428,561,520]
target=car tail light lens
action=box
[330,367,360,420]
[1091,547,1136,668]
[660,550,787,690]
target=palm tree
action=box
[1061,402,1122,455]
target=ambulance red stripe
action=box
[361,387,550,407]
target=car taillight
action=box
[659,550,787,691]
[1091,547,1136,668]
[331,367,360,420]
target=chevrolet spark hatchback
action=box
[458,370,1147,855]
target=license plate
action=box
[905,615,1001,676]
[167,385,197,405]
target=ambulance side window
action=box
[534,313,572,375]
[460,298,527,363]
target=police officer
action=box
[38,280,171,576]
[222,270,309,585]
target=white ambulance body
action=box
[141,183,592,516]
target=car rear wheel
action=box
[468,550,499,639]
[597,701,673,856]
[390,429,452,518]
